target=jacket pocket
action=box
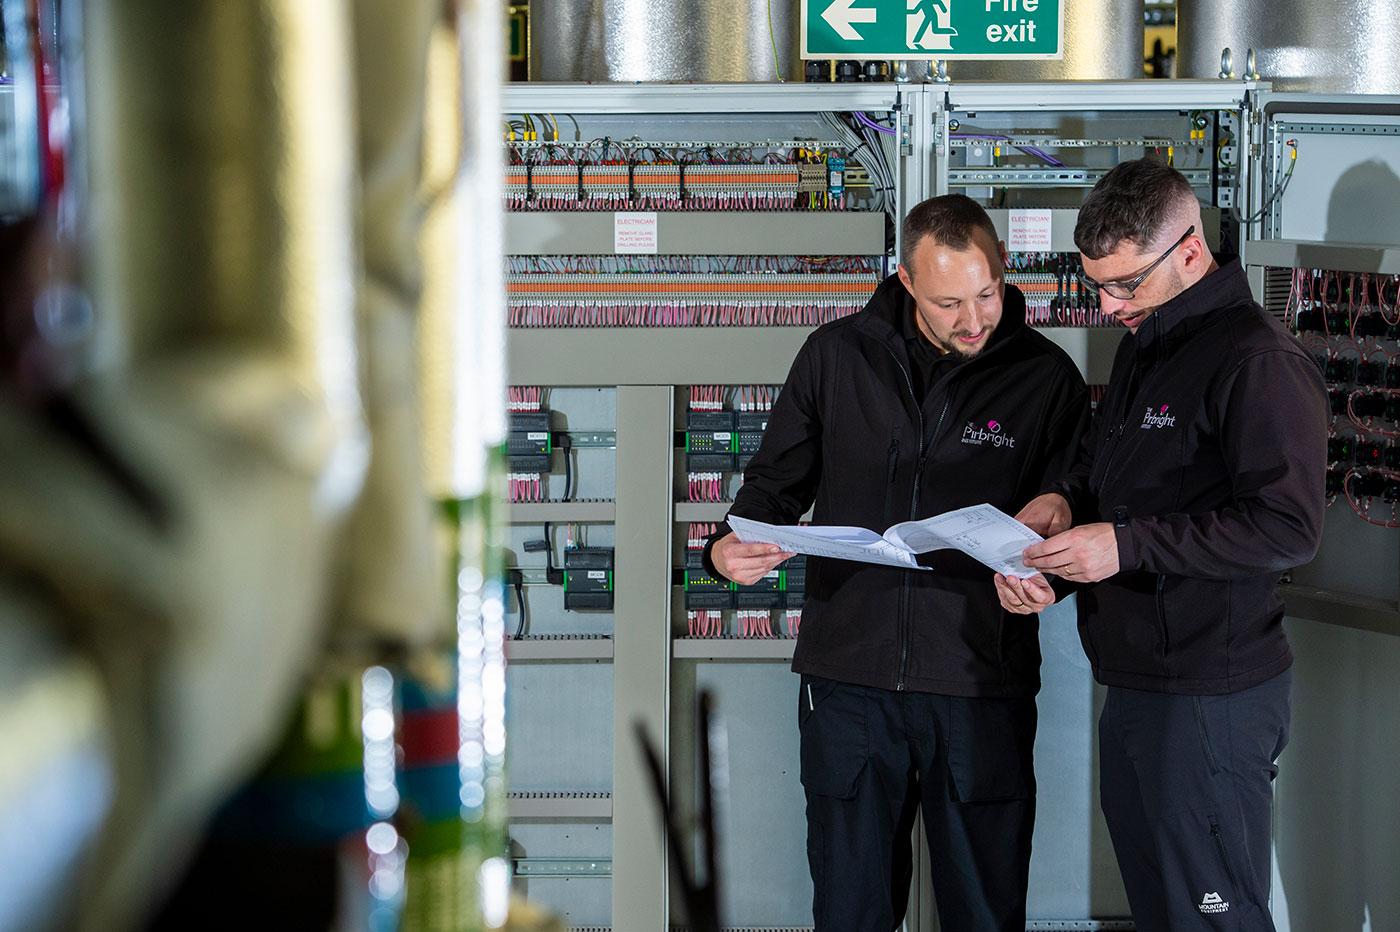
[946,697,1035,802]
[1081,573,1172,678]
[798,676,868,799]
[1160,575,1232,682]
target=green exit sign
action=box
[801,0,1063,60]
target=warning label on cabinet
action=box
[614,212,659,253]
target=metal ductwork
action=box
[529,0,800,82]
[1178,0,1400,95]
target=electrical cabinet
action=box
[501,81,1400,932]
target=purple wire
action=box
[855,112,897,136]
[952,132,1065,167]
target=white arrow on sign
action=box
[822,0,877,41]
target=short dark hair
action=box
[1074,158,1198,259]
[900,194,1000,272]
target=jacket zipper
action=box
[1155,574,1170,675]
[883,346,922,692]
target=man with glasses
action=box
[995,159,1327,930]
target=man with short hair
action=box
[705,194,1089,931]
[999,159,1327,931]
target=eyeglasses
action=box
[1078,225,1196,300]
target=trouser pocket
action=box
[798,675,868,799]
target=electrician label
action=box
[802,0,1062,60]
[614,212,659,254]
[1007,209,1053,251]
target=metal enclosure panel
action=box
[1025,599,1132,919]
[686,663,811,927]
[611,385,676,930]
[506,211,886,257]
[507,664,615,793]
[503,82,904,115]
[945,80,1256,113]
[509,328,812,386]
[511,824,615,927]
[528,0,798,83]
[1273,619,1400,930]
[1260,103,1400,244]
[1179,0,1400,95]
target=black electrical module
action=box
[684,568,735,610]
[735,564,788,611]
[564,547,614,612]
[686,410,738,472]
[736,411,769,469]
[508,411,553,473]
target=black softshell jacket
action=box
[1052,259,1328,695]
[705,275,1089,697]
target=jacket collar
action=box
[1132,257,1254,358]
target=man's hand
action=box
[995,573,1057,614]
[711,532,796,586]
[1016,492,1072,538]
[1022,522,1120,583]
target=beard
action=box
[927,327,988,360]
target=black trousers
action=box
[798,675,1037,932]
[1099,669,1292,932]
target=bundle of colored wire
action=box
[508,255,881,275]
[507,474,546,503]
[686,610,724,638]
[690,386,724,411]
[507,271,879,329]
[503,153,855,212]
[736,385,780,412]
[1343,467,1400,528]
[737,609,775,639]
[507,385,544,412]
[508,301,866,329]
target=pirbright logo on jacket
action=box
[961,418,1016,448]
[1140,403,1178,430]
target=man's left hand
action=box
[1022,522,1120,583]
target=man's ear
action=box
[897,263,915,295]
[1181,230,1209,270]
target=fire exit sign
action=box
[801,0,1063,60]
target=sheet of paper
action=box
[727,515,927,571]
[884,504,1043,578]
